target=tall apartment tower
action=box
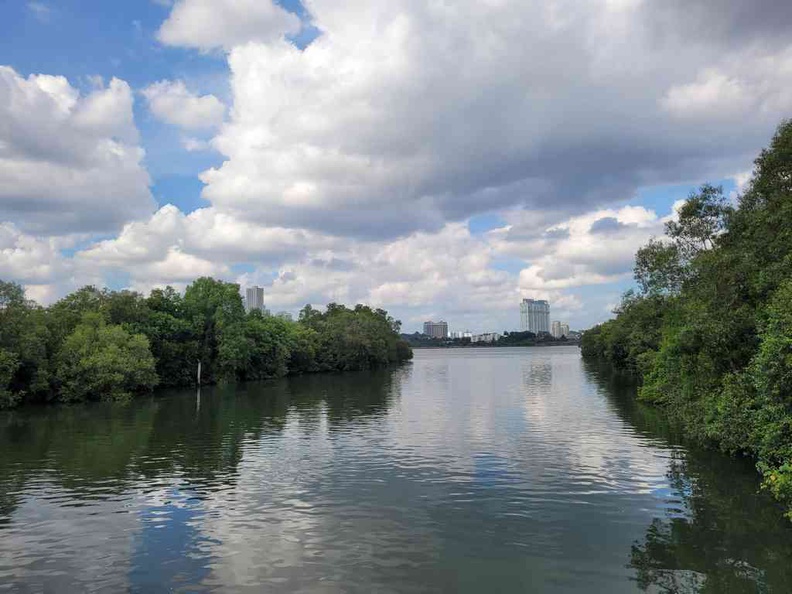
[423,320,449,339]
[520,298,550,334]
[245,286,265,313]
[551,320,562,338]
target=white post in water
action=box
[197,360,202,385]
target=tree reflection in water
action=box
[0,368,402,521]
[584,361,792,593]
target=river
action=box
[1,346,791,592]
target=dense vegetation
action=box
[581,121,792,516]
[0,277,411,408]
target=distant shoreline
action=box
[411,342,579,349]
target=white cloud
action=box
[0,222,67,284]
[661,69,753,118]
[133,247,227,286]
[27,2,51,22]
[182,137,212,152]
[184,0,792,240]
[485,205,665,293]
[238,222,521,331]
[157,0,300,51]
[0,66,154,234]
[77,204,340,266]
[143,80,225,130]
[661,47,792,120]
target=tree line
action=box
[0,276,412,408]
[580,120,792,517]
[402,331,574,348]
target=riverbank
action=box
[0,278,411,409]
[580,121,792,519]
[411,341,579,349]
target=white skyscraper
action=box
[551,321,569,338]
[245,286,265,313]
[520,298,550,334]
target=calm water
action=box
[2,346,791,593]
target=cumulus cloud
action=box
[0,222,68,284]
[142,80,225,130]
[77,204,340,270]
[157,0,300,51]
[183,0,792,240]
[238,222,521,329]
[486,205,665,293]
[0,66,154,234]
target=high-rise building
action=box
[245,286,265,313]
[551,320,562,338]
[423,320,449,339]
[520,298,550,334]
[560,323,570,338]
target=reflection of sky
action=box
[129,487,214,593]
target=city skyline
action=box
[415,298,579,336]
[0,0,783,332]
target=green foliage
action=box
[633,239,685,296]
[581,290,669,377]
[664,183,731,260]
[184,277,247,383]
[0,276,411,406]
[0,280,51,406]
[56,313,158,402]
[300,303,412,371]
[581,120,792,517]
[244,312,293,379]
[497,331,537,346]
[0,349,21,408]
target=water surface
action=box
[2,347,791,592]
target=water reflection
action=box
[0,370,400,508]
[2,350,792,593]
[584,361,792,593]
[0,370,402,592]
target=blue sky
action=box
[0,0,785,332]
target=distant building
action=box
[275,311,293,321]
[245,286,265,313]
[560,323,570,338]
[471,332,501,343]
[423,320,449,339]
[551,321,562,338]
[520,299,550,334]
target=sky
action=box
[1,0,790,333]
